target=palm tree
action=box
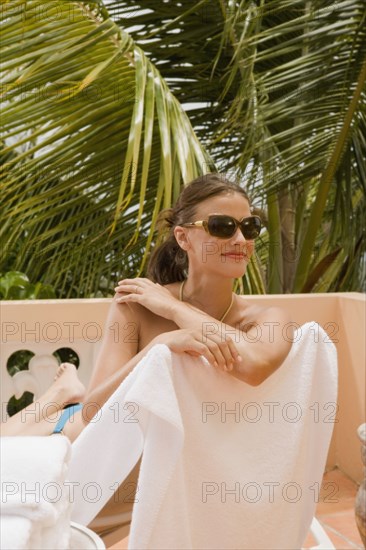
[1,0,213,297]
[106,0,366,293]
[2,0,365,296]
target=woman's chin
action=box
[219,265,248,279]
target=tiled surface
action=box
[108,468,364,550]
[302,468,364,549]
[109,536,128,549]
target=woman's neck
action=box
[179,274,234,322]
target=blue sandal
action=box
[53,403,83,434]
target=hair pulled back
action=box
[146,173,251,284]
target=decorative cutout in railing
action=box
[5,349,80,417]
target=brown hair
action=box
[146,173,251,284]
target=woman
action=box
[1,174,293,441]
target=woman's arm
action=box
[115,279,293,386]
[86,294,140,393]
[170,301,293,386]
[85,294,230,411]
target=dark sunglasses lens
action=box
[207,216,236,238]
[241,217,261,239]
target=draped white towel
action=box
[0,435,72,549]
[69,322,338,550]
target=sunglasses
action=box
[182,214,262,240]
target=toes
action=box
[55,362,78,382]
[55,363,66,379]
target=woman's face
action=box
[177,192,255,279]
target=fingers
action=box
[225,337,242,365]
[206,341,232,371]
[157,329,241,374]
[115,279,139,295]
[194,343,217,368]
[197,340,239,373]
[116,277,150,288]
[180,336,217,367]
[163,331,220,370]
[191,331,240,373]
[115,283,139,293]
[114,279,162,301]
[210,337,242,372]
[114,283,141,303]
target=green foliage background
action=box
[1,0,365,297]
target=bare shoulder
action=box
[127,285,180,350]
[235,296,292,330]
[111,292,140,318]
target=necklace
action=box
[179,279,234,323]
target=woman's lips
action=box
[221,253,248,261]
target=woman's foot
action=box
[54,362,70,380]
[51,363,85,407]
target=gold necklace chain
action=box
[179,279,234,323]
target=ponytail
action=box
[147,234,187,284]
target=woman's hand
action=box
[153,328,242,373]
[114,277,242,372]
[114,278,177,320]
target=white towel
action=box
[0,515,34,550]
[69,322,338,549]
[0,436,72,549]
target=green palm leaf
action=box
[1,0,213,297]
[2,0,365,296]
[109,0,366,293]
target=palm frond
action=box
[109,0,366,293]
[1,0,213,297]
